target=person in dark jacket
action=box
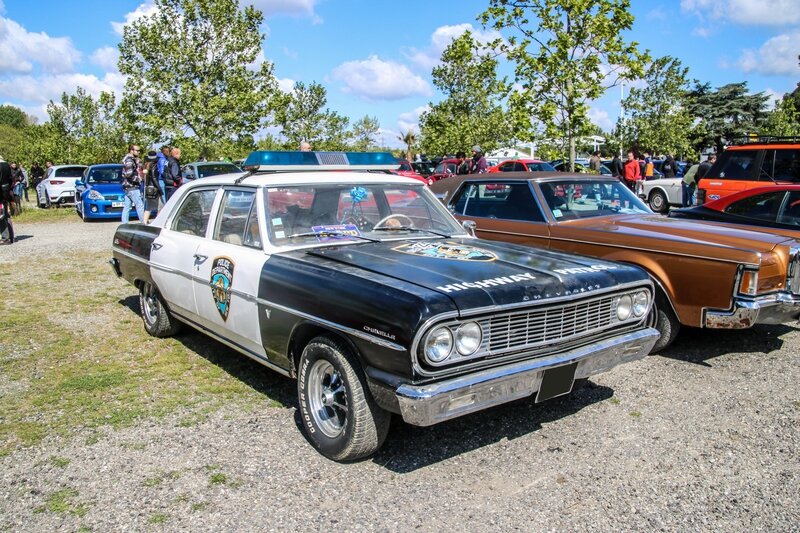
[697,154,716,182]
[164,147,182,201]
[610,154,624,179]
[142,151,163,224]
[662,154,677,179]
[0,160,14,243]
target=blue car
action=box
[75,164,139,221]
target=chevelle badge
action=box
[393,241,497,262]
[211,257,234,320]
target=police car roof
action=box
[186,170,423,188]
[243,150,399,173]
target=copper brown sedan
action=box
[431,173,800,351]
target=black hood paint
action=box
[303,238,647,310]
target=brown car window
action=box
[724,191,784,221]
[451,182,544,222]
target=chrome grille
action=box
[788,247,800,294]
[477,295,617,354]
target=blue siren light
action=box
[243,151,400,172]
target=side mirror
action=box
[462,220,477,237]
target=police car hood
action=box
[305,238,646,309]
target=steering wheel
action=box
[374,213,414,229]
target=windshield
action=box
[87,167,122,183]
[265,183,465,246]
[538,179,651,220]
[196,163,241,179]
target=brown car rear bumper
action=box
[704,292,800,329]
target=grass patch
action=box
[148,513,169,525]
[191,502,208,512]
[37,488,88,517]
[50,456,70,468]
[609,397,621,405]
[629,411,642,418]
[0,250,282,456]
[13,203,77,224]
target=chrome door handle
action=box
[193,254,208,264]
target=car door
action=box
[150,187,220,322]
[192,187,267,358]
[448,180,551,246]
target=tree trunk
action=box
[569,135,576,172]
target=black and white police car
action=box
[111,151,659,461]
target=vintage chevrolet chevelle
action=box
[111,152,659,460]
[430,173,800,352]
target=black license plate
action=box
[536,363,577,403]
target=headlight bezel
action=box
[87,189,104,201]
[423,326,453,363]
[454,321,483,356]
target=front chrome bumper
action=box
[394,327,659,427]
[704,292,800,329]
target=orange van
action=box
[697,137,800,203]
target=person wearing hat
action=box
[468,145,488,174]
[142,150,163,224]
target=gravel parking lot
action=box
[1,218,799,531]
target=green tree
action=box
[419,31,512,156]
[273,81,350,150]
[621,56,694,157]
[351,115,380,151]
[397,130,417,161]
[0,105,33,129]
[686,82,769,154]
[481,0,649,170]
[118,0,277,157]
[761,97,800,137]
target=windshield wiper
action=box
[285,231,380,243]
[372,226,452,238]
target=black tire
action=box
[139,281,180,337]
[648,297,680,353]
[649,190,669,213]
[298,336,390,461]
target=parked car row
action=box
[112,150,800,462]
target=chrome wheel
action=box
[307,359,348,438]
[649,190,668,213]
[141,283,160,327]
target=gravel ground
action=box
[2,219,799,531]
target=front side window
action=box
[171,189,218,237]
[450,182,544,222]
[265,184,464,246]
[214,189,260,248]
[715,150,759,180]
[538,179,650,220]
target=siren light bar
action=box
[242,151,400,172]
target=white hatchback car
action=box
[36,165,88,207]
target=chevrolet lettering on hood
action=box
[110,150,658,462]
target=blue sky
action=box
[0,0,798,149]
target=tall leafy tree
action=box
[351,115,380,151]
[761,97,800,137]
[273,81,350,150]
[118,0,277,157]
[481,0,649,170]
[0,105,33,129]
[397,130,417,161]
[686,82,769,154]
[418,31,512,156]
[621,56,693,157]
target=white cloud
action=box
[112,2,157,36]
[691,26,712,38]
[0,1,5,15]
[763,88,784,110]
[0,16,81,74]
[250,0,322,22]
[375,127,405,149]
[90,46,120,71]
[397,105,429,134]
[681,0,800,25]
[588,108,613,132]
[404,23,502,72]
[277,77,296,92]
[738,30,800,75]
[332,56,431,101]
[0,72,124,111]
[646,8,668,21]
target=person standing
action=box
[468,145,487,174]
[121,144,145,223]
[662,153,677,180]
[697,153,717,181]
[610,153,624,180]
[623,151,642,195]
[157,146,169,204]
[30,162,43,189]
[589,150,602,173]
[642,152,654,181]
[455,151,469,175]
[681,159,699,207]
[300,140,312,152]
[142,151,163,225]
[0,159,14,243]
[164,147,182,201]
[10,163,24,214]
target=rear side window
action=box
[724,191,784,221]
[450,182,544,222]
[713,150,759,180]
[760,149,800,183]
[172,189,218,237]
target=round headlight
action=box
[455,322,482,356]
[632,291,649,317]
[616,294,633,321]
[424,326,453,363]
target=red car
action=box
[488,159,556,173]
[393,160,430,184]
[670,185,800,234]
[428,158,462,182]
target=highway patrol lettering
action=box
[437,272,536,293]
[553,264,618,275]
